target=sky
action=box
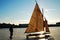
[0,0,60,25]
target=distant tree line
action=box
[56,22,60,25]
[48,22,60,27]
[0,22,60,28]
[0,23,28,28]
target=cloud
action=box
[18,20,29,24]
[44,9,56,13]
[48,18,60,24]
[9,20,29,25]
[0,17,29,25]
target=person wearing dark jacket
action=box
[9,26,13,39]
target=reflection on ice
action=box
[0,27,60,40]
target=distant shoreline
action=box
[48,24,60,27]
[0,23,60,28]
[0,26,60,29]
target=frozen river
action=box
[0,27,60,40]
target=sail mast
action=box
[42,8,50,33]
[35,0,38,32]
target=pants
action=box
[10,32,13,39]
